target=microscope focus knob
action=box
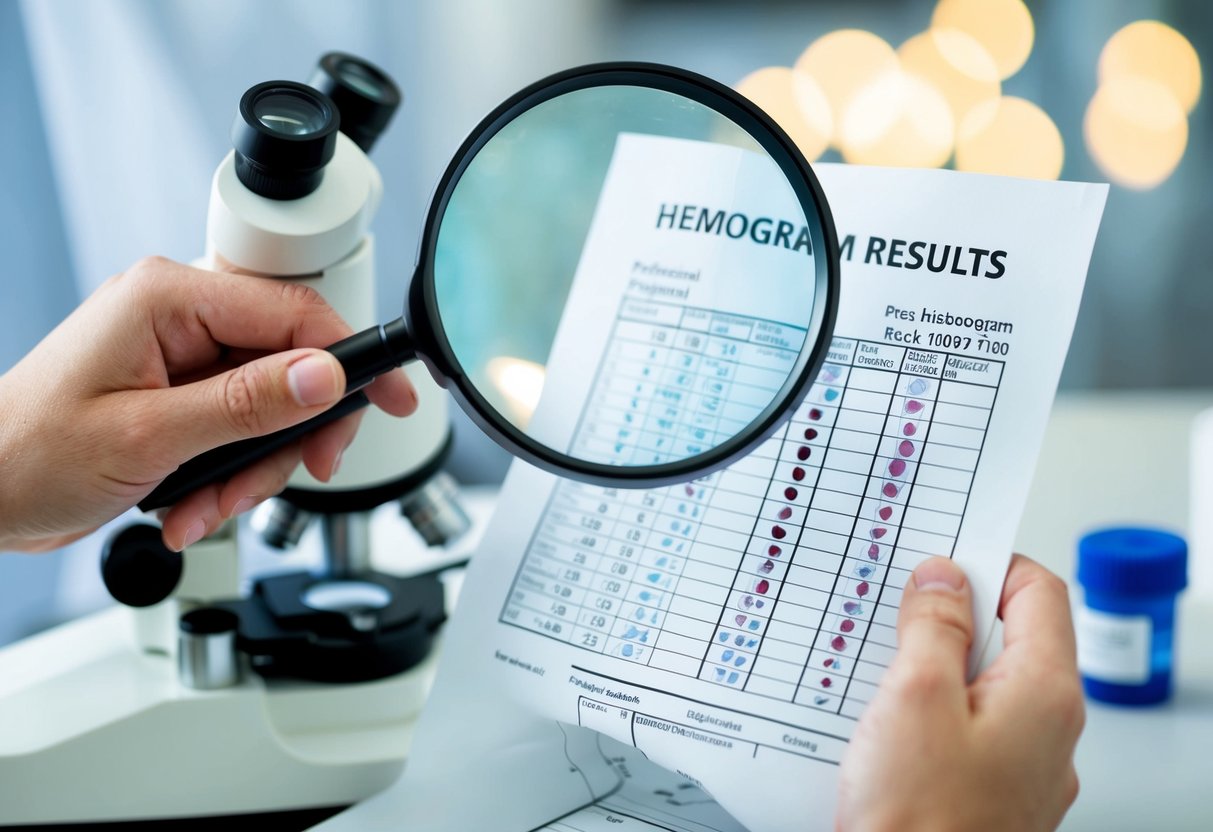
[101,523,184,607]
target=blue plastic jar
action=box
[1075,528,1187,705]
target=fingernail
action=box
[288,354,340,407]
[231,496,259,517]
[914,557,966,592]
[330,449,344,479]
[180,520,206,551]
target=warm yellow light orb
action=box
[735,66,833,161]
[955,97,1063,180]
[840,70,955,168]
[1085,76,1188,190]
[795,30,898,150]
[932,0,1035,80]
[486,356,546,429]
[1099,20,1202,113]
[899,28,1000,135]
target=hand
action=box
[836,555,1084,832]
[0,257,416,553]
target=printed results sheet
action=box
[318,141,1106,832]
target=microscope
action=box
[0,54,473,823]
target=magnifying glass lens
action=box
[425,77,835,483]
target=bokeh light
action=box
[840,70,954,168]
[955,97,1063,180]
[931,0,1034,80]
[1085,76,1189,190]
[899,28,1001,137]
[487,356,545,429]
[735,66,833,161]
[1099,20,1202,114]
[795,30,898,150]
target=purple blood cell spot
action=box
[905,400,924,414]
[843,601,860,615]
[903,422,917,437]
[760,559,775,574]
[871,527,887,540]
[888,459,907,477]
[840,619,856,633]
[809,408,823,421]
[856,581,871,598]
[831,635,847,651]
[778,506,793,520]
[735,614,747,626]
[879,506,893,521]
[821,677,833,688]
[867,544,881,560]
[899,440,915,457]
[883,482,900,498]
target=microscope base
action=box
[0,605,434,824]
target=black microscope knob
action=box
[101,523,184,607]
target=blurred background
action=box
[0,0,1207,645]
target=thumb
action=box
[154,349,345,458]
[887,557,975,700]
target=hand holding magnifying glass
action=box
[140,63,840,511]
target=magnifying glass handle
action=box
[137,320,415,512]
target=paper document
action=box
[317,138,1106,832]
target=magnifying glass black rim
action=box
[407,61,840,487]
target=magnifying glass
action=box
[139,62,840,511]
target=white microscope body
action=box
[0,56,464,824]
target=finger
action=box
[998,554,1078,672]
[160,483,224,552]
[137,348,346,462]
[365,368,418,417]
[125,259,354,375]
[300,408,365,481]
[884,556,974,714]
[216,443,304,518]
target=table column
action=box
[743,342,855,701]
[793,341,905,712]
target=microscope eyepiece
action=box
[232,81,339,200]
[309,52,401,153]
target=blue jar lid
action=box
[1077,527,1188,595]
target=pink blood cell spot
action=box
[867,544,881,559]
[899,440,915,457]
[831,635,847,651]
[771,525,787,539]
[778,506,792,520]
[804,428,819,441]
[797,446,811,461]
[888,459,907,477]
[905,400,924,414]
[784,486,798,501]
[883,482,899,498]
[878,506,893,521]
[840,619,855,633]
[756,580,770,595]
[821,677,833,688]
[871,527,887,540]
[856,581,871,598]
[792,467,806,481]
[823,657,835,668]
[768,544,782,557]
[685,485,695,496]
[903,423,917,437]
[809,408,823,421]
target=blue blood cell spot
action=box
[719,632,730,642]
[734,635,745,646]
[734,656,746,667]
[728,672,740,684]
[748,620,760,631]
[715,667,726,679]
[622,644,634,657]
[722,650,734,662]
